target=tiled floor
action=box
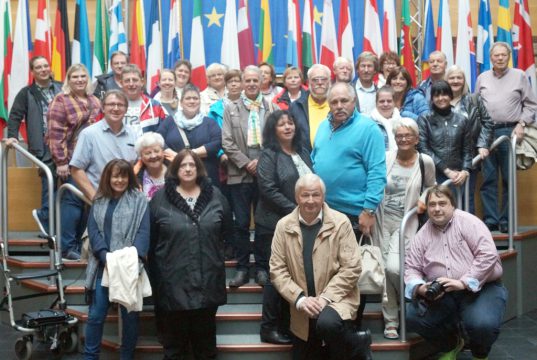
[0,310,536,359]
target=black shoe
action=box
[260,329,292,344]
[255,270,269,286]
[350,329,372,360]
[229,270,249,288]
[486,223,498,232]
[500,223,509,233]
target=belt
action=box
[493,122,516,129]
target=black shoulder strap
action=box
[419,153,425,194]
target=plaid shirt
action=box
[46,93,101,166]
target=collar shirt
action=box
[298,209,323,226]
[404,209,503,299]
[355,79,377,116]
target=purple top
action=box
[404,209,503,298]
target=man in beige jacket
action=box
[270,174,372,360]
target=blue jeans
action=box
[228,183,261,271]
[84,271,139,359]
[406,281,507,358]
[481,126,513,226]
[36,169,57,234]
[60,177,88,255]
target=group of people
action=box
[5,39,536,360]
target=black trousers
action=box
[344,213,367,328]
[292,306,358,360]
[155,307,218,360]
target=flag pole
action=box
[178,0,184,60]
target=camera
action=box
[424,280,445,301]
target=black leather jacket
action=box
[255,146,313,234]
[457,93,494,152]
[417,107,473,173]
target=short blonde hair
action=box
[63,64,93,95]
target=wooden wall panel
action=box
[7,168,41,231]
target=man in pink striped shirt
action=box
[405,185,507,360]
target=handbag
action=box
[357,234,385,295]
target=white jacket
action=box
[102,246,152,312]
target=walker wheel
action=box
[60,330,78,353]
[14,338,32,360]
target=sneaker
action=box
[438,336,465,360]
[62,250,81,262]
[32,209,48,236]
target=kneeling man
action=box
[270,174,372,360]
[405,185,507,360]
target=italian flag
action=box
[301,0,315,70]
[1,0,13,138]
[400,0,416,85]
[190,0,207,90]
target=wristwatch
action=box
[362,208,376,216]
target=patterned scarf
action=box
[242,92,263,147]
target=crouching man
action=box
[405,185,507,360]
[270,174,372,360]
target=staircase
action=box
[2,232,439,359]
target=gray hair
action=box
[445,65,469,95]
[355,51,379,72]
[295,174,326,195]
[243,65,263,81]
[490,42,512,57]
[428,50,447,63]
[307,63,331,80]
[327,82,356,102]
[134,132,165,156]
[392,117,419,137]
[206,63,228,76]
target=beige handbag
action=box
[357,234,386,295]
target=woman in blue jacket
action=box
[387,67,430,120]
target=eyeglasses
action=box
[395,134,415,141]
[104,103,127,109]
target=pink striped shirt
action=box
[405,209,503,298]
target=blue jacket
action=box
[312,110,386,215]
[289,92,313,152]
[401,88,430,120]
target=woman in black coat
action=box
[148,150,232,359]
[255,110,313,344]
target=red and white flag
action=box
[436,0,454,66]
[146,0,162,93]
[513,0,537,95]
[319,0,338,74]
[337,0,354,62]
[34,0,51,62]
[382,0,397,53]
[363,0,383,56]
[237,0,255,69]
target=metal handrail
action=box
[0,140,56,270]
[398,134,516,342]
[54,183,92,258]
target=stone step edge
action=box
[94,334,424,353]
[67,306,382,323]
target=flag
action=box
[477,0,494,73]
[72,0,92,75]
[238,0,255,69]
[363,0,383,56]
[319,0,338,74]
[400,0,416,85]
[513,0,537,95]
[92,0,107,81]
[166,0,180,69]
[382,0,397,53]
[221,0,240,70]
[108,0,127,71]
[51,0,70,81]
[146,0,162,93]
[8,0,32,109]
[302,0,316,70]
[436,0,454,67]
[287,0,302,68]
[497,0,514,67]
[337,0,354,62]
[421,0,436,79]
[258,0,273,63]
[0,0,13,138]
[33,0,51,62]
[190,0,207,89]
[455,0,477,91]
[130,0,146,74]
